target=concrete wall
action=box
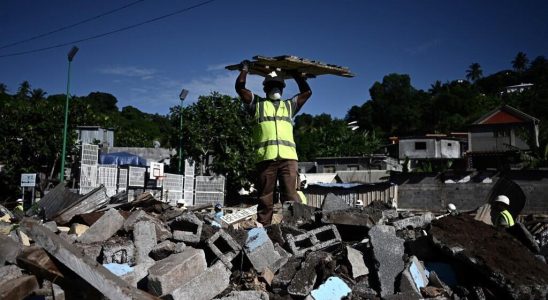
[393,170,548,215]
[77,128,114,147]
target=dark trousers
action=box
[256,159,298,225]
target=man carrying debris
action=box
[492,195,515,228]
[235,60,312,225]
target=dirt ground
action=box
[430,214,548,286]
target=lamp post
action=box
[178,89,189,174]
[59,46,79,182]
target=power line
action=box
[0,0,146,50]
[0,0,216,58]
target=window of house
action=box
[348,165,359,171]
[415,142,427,150]
[494,130,510,138]
[324,166,335,173]
[447,143,452,147]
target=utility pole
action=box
[59,46,79,182]
[178,89,189,174]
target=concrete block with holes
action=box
[171,213,203,244]
[206,230,241,269]
[286,224,342,257]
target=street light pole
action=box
[59,46,79,182]
[178,89,189,174]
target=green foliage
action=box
[168,92,255,197]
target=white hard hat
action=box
[16,198,23,203]
[494,195,510,206]
[447,203,457,211]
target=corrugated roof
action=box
[303,173,337,184]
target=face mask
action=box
[268,87,282,100]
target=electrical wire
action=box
[0,0,146,50]
[0,0,216,59]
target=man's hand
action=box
[239,60,252,72]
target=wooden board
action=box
[225,55,355,79]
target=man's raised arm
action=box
[292,72,312,109]
[235,60,253,104]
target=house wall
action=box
[439,140,461,158]
[77,128,114,147]
[470,127,530,152]
[399,139,461,159]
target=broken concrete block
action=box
[102,236,135,265]
[42,221,58,232]
[392,212,434,231]
[321,193,351,212]
[382,209,399,221]
[351,280,378,299]
[121,260,155,288]
[0,265,23,286]
[0,234,22,265]
[52,283,65,300]
[259,267,274,286]
[16,229,30,246]
[78,209,124,243]
[245,227,283,272]
[58,231,77,244]
[220,205,258,227]
[220,290,269,299]
[321,209,377,228]
[272,257,301,290]
[346,246,368,278]
[368,225,405,297]
[134,221,157,264]
[171,213,203,244]
[21,219,158,300]
[123,210,149,231]
[508,222,541,253]
[206,229,242,269]
[168,261,231,300]
[286,224,342,257]
[74,243,102,262]
[149,240,177,260]
[401,256,428,295]
[147,248,207,296]
[288,251,333,297]
[283,201,317,225]
[69,223,89,237]
[310,276,351,300]
[0,275,39,300]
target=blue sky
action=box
[1,0,547,118]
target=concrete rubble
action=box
[0,185,546,300]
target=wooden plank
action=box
[225,54,355,78]
[20,219,159,300]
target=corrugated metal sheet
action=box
[304,173,337,184]
[54,185,110,224]
[304,182,397,208]
[38,183,81,220]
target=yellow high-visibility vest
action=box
[499,209,515,227]
[253,97,298,162]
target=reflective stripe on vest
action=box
[253,97,298,162]
[297,191,307,205]
[501,210,515,227]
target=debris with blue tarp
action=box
[99,152,147,166]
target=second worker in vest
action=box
[492,195,515,228]
[235,60,312,226]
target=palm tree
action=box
[0,83,7,94]
[30,88,47,101]
[16,81,31,100]
[466,63,483,82]
[512,52,529,72]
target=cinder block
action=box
[147,248,207,296]
[206,230,242,269]
[168,261,231,300]
[78,208,124,244]
[150,240,177,260]
[286,224,342,257]
[245,227,283,272]
[171,213,203,244]
[101,236,135,265]
[74,242,102,262]
[133,221,157,264]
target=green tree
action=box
[466,63,483,82]
[16,81,31,100]
[512,52,529,73]
[0,83,7,94]
[30,88,47,101]
[168,92,255,198]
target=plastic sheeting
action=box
[99,152,147,166]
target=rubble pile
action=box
[1,189,547,299]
